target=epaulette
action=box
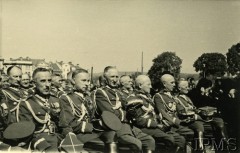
[126,96,143,106]
[49,92,58,98]
[26,95,34,100]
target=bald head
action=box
[8,66,22,87]
[120,75,133,90]
[135,75,151,94]
[178,80,188,88]
[161,74,175,92]
[178,80,189,94]
[161,74,174,83]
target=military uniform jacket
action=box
[51,88,66,98]
[94,86,133,136]
[18,94,61,134]
[126,91,160,128]
[95,86,126,122]
[153,91,181,128]
[176,94,201,120]
[118,88,135,110]
[59,91,94,135]
[21,87,35,99]
[0,86,26,125]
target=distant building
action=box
[57,61,82,79]
[2,57,83,79]
[31,58,46,70]
[49,62,62,75]
[3,57,47,77]
[3,57,33,76]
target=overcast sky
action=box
[1,0,240,73]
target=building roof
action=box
[9,57,45,66]
[50,62,62,74]
[31,59,46,66]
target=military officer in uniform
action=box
[176,80,205,152]
[0,74,10,88]
[94,66,155,153]
[0,66,25,126]
[153,74,194,143]
[20,73,34,98]
[126,75,186,153]
[118,75,134,108]
[119,75,134,96]
[51,73,65,98]
[17,68,61,152]
[59,69,122,153]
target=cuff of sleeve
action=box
[33,138,51,152]
[147,119,158,128]
[80,121,93,133]
[150,120,158,128]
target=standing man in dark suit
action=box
[188,78,230,153]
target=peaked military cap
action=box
[3,121,35,140]
[100,111,122,131]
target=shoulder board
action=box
[49,92,57,97]
[26,95,34,100]
[126,96,143,106]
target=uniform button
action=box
[38,112,41,114]
[13,102,17,105]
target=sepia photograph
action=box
[0,0,239,152]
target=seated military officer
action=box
[17,68,62,152]
[126,75,186,153]
[176,80,205,152]
[94,66,155,153]
[0,74,10,88]
[59,69,122,153]
[20,73,34,98]
[0,66,25,126]
[153,74,194,143]
[51,73,65,98]
[118,75,134,109]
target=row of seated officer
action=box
[0,65,229,153]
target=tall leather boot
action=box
[220,130,230,153]
[196,131,205,153]
[175,146,180,153]
[143,149,153,153]
[175,146,185,153]
[105,142,118,153]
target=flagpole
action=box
[141,51,143,74]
